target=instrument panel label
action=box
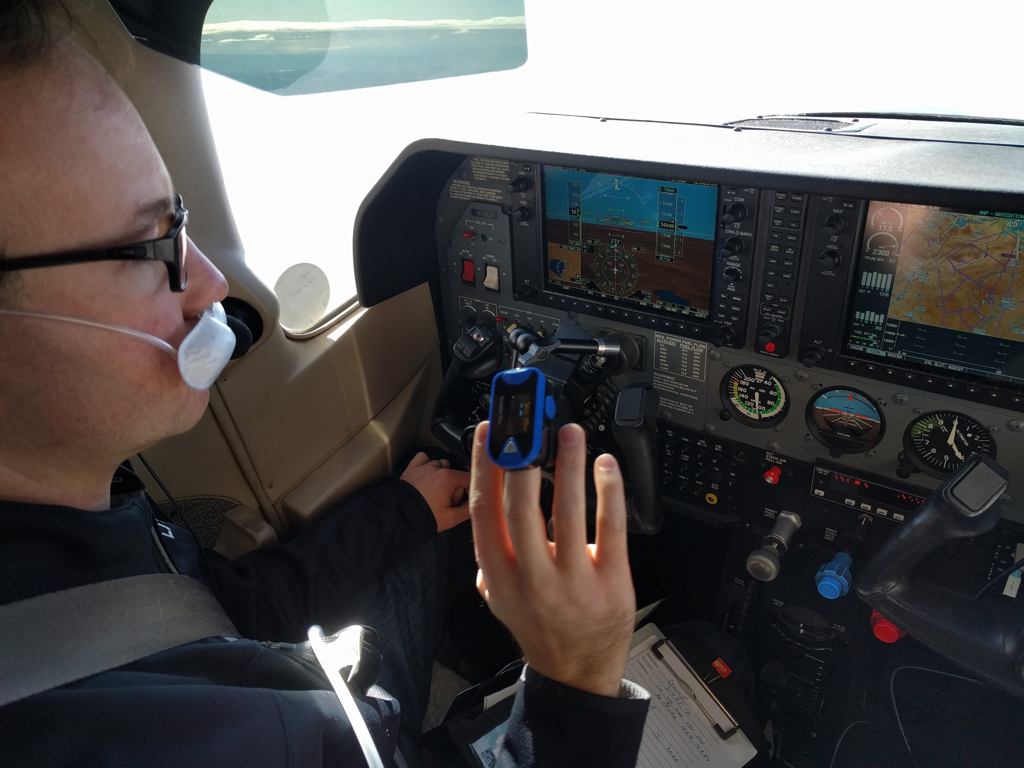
[653,333,707,417]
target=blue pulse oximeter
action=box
[486,368,558,470]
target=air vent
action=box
[727,117,856,131]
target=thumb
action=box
[407,452,430,468]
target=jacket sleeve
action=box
[203,480,437,641]
[498,666,650,768]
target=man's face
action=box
[0,43,229,474]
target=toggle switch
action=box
[461,259,476,286]
[484,265,500,292]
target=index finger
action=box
[469,423,514,578]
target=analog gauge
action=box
[592,245,639,296]
[807,387,885,457]
[903,410,996,479]
[721,365,789,428]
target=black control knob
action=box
[818,251,841,270]
[513,207,531,222]
[721,266,743,285]
[512,284,534,302]
[507,177,531,194]
[758,323,782,347]
[712,326,737,348]
[720,237,744,258]
[460,305,477,326]
[823,214,847,236]
[722,203,747,225]
[801,344,825,368]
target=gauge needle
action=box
[755,391,760,417]
[947,417,964,460]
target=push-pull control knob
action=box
[507,177,531,194]
[801,344,825,368]
[720,238,744,258]
[823,215,847,236]
[712,325,737,348]
[513,207,531,222]
[722,203,747,225]
[721,266,743,285]
[746,511,802,582]
[758,323,782,347]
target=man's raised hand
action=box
[469,422,636,698]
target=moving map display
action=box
[846,201,1024,385]
[542,167,718,319]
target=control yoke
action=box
[855,455,1024,698]
[431,324,663,535]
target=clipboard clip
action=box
[652,639,740,739]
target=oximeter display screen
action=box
[489,375,536,459]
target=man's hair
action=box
[0,0,68,71]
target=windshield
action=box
[522,2,1024,124]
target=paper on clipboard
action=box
[626,627,758,768]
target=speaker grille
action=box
[159,497,234,549]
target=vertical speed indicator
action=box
[720,365,789,428]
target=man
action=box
[0,1,649,766]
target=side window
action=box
[199,1,528,332]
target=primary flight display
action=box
[846,201,1024,385]
[542,167,718,319]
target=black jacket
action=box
[0,482,649,767]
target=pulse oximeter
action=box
[486,367,558,470]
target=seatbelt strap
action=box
[0,574,238,708]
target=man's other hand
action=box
[469,422,636,698]
[401,453,471,532]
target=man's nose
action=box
[181,236,229,314]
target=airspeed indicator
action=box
[721,365,789,428]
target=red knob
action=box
[763,466,781,485]
[871,610,906,643]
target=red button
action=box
[870,610,906,643]
[764,342,776,353]
[461,259,476,285]
[763,466,781,485]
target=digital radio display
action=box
[845,201,1024,385]
[542,167,718,320]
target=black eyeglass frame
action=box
[0,195,189,292]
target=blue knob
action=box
[816,552,853,599]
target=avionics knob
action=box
[720,237,744,258]
[801,344,825,368]
[722,203,747,225]
[721,266,743,285]
[823,214,847,236]
[513,207,531,222]
[507,177,531,194]
[818,251,841,270]
[758,323,782,347]
[712,326,737,348]
[512,284,534,302]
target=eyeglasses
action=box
[0,195,189,292]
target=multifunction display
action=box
[846,201,1024,385]
[542,167,718,319]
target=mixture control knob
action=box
[720,237,744,258]
[823,214,847,236]
[507,177,531,194]
[758,323,782,347]
[818,251,841,270]
[746,511,802,582]
[801,344,825,368]
[722,203,747,225]
[721,266,743,285]
[513,206,531,222]
[870,610,906,643]
[712,325,737,348]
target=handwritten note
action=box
[625,636,757,768]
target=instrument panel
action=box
[432,154,1024,524]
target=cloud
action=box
[203,17,525,35]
